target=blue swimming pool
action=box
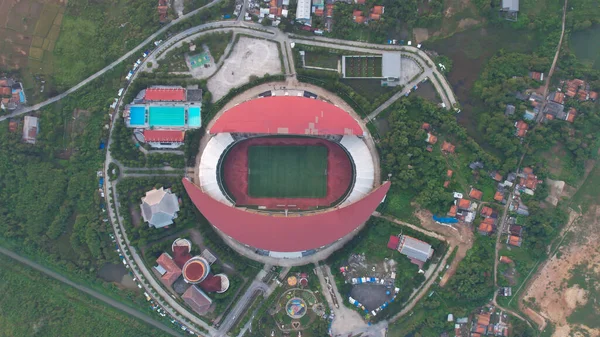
[129,105,146,126]
[188,106,201,127]
[149,105,185,127]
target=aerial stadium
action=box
[183,92,390,263]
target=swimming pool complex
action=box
[149,106,185,127]
[129,106,146,126]
[188,106,201,127]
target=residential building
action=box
[22,116,39,144]
[504,104,515,116]
[441,141,455,153]
[457,198,471,210]
[481,206,493,217]
[478,217,495,235]
[515,120,528,137]
[509,225,523,236]
[490,171,503,182]
[507,235,522,247]
[447,205,457,217]
[529,71,544,81]
[494,191,504,202]
[499,256,513,264]
[426,133,437,144]
[140,187,180,228]
[469,188,483,200]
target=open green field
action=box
[0,257,169,337]
[248,145,328,198]
[304,51,340,69]
[344,56,382,78]
[570,25,600,70]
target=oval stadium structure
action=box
[183,95,390,261]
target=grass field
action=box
[0,258,169,337]
[304,50,340,69]
[248,145,328,198]
[344,56,382,78]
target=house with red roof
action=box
[457,198,471,210]
[481,206,493,217]
[469,188,483,200]
[154,253,182,287]
[371,5,384,14]
[426,133,437,144]
[494,191,504,202]
[441,141,455,153]
[515,120,528,137]
[447,205,457,217]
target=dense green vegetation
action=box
[379,96,495,215]
[0,258,170,337]
[329,0,444,43]
[0,70,123,277]
[53,0,159,90]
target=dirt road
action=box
[413,210,474,287]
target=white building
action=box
[296,0,311,22]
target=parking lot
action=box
[207,37,282,101]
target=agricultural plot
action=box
[0,0,64,73]
[344,56,382,78]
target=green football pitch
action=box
[247,145,328,198]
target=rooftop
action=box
[441,141,455,153]
[144,87,186,101]
[469,188,483,200]
[182,286,212,315]
[184,178,390,252]
[398,235,433,263]
[155,253,182,287]
[140,187,180,228]
[209,96,363,136]
[143,130,185,143]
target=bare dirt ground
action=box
[458,18,480,29]
[414,209,474,287]
[207,37,282,101]
[521,207,600,337]
[413,28,429,43]
[546,178,565,207]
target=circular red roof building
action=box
[184,95,389,262]
[182,257,210,284]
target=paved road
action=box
[0,247,180,337]
[215,279,268,336]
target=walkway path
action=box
[0,247,180,337]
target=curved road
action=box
[0,246,180,337]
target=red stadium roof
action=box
[144,88,186,101]
[143,130,185,142]
[183,178,390,252]
[210,96,364,136]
